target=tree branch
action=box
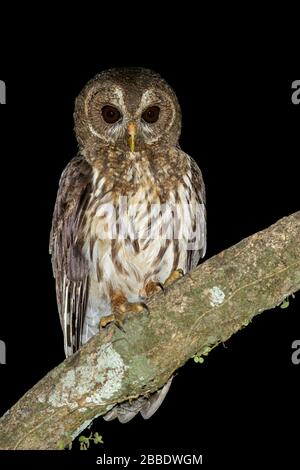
[1,212,299,450]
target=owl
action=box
[50,68,206,422]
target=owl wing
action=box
[186,156,207,271]
[49,155,92,357]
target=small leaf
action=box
[193,355,204,364]
[93,432,103,444]
[280,298,290,309]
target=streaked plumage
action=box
[50,68,206,422]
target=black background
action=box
[0,17,299,468]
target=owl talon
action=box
[99,314,117,329]
[99,300,148,331]
[141,280,164,299]
[141,302,150,314]
[156,282,165,293]
[99,313,126,332]
[164,269,184,287]
[115,320,126,333]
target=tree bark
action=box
[0,212,299,450]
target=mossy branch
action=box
[0,212,299,450]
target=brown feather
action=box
[50,154,92,355]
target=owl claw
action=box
[115,320,126,333]
[99,314,126,332]
[141,280,164,298]
[164,269,184,287]
[156,282,165,293]
[140,301,150,314]
[99,313,116,330]
[99,300,148,331]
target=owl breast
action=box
[80,153,199,344]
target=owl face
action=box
[74,68,181,152]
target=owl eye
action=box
[102,105,121,124]
[142,106,160,123]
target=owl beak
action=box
[128,122,136,152]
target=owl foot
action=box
[140,272,183,301]
[99,295,149,331]
[164,269,184,287]
[140,280,164,299]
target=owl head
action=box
[74,68,181,152]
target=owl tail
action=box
[103,377,173,424]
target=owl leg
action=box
[163,268,184,287]
[99,292,148,330]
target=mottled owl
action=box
[50,68,206,422]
